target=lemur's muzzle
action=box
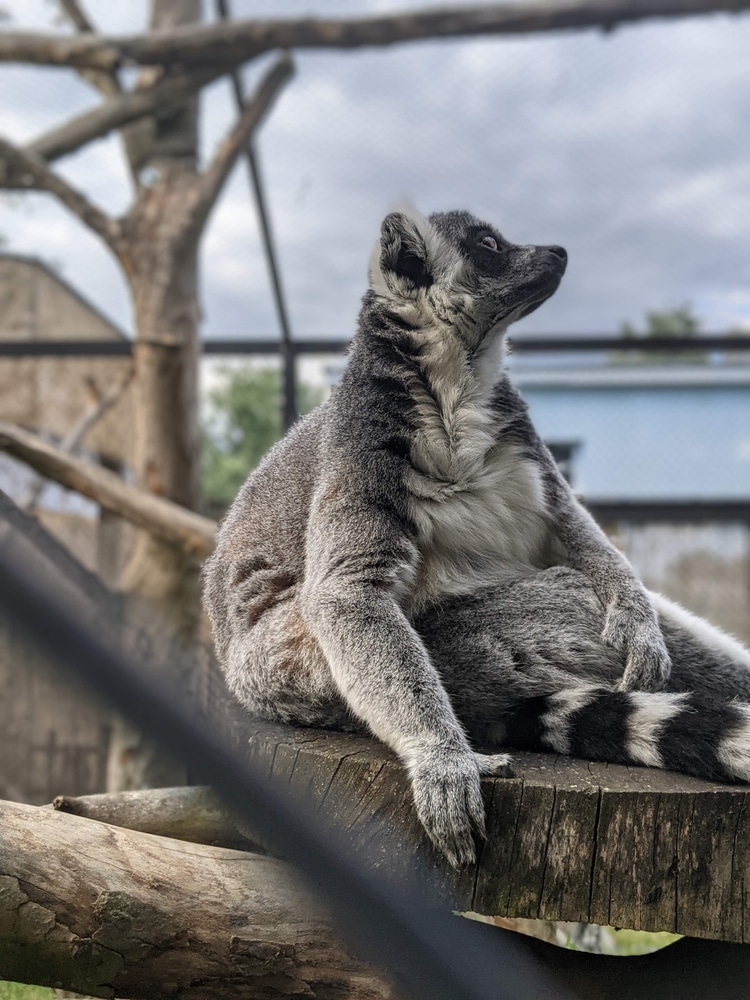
[540,245,568,275]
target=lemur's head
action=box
[369,208,566,344]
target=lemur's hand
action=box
[407,747,513,868]
[602,589,671,692]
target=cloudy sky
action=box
[1,0,749,344]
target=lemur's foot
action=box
[407,747,486,869]
[603,600,672,692]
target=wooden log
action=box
[0,799,393,1000]
[51,785,262,851]
[245,721,750,943]
[8,796,750,1000]
[0,422,216,557]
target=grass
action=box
[0,983,55,1000]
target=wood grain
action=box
[246,720,750,942]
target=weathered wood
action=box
[52,785,262,851]
[8,792,750,1000]
[0,422,217,557]
[0,799,393,999]
[245,721,750,943]
[0,1,748,70]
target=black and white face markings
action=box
[370,208,568,344]
[429,209,568,325]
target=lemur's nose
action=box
[547,246,567,262]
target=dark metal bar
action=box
[0,339,348,357]
[0,538,570,1000]
[587,499,750,523]
[510,335,750,353]
[216,0,297,432]
[1,334,749,358]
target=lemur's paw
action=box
[475,752,514,779]
[408,747,486,869]
[603,603,671,692]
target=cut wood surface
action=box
[245,721,750,943]
[0,422,216,556]
[0,799,393,1000]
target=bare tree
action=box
[0,0,292,640]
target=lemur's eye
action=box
[480,235,498,251]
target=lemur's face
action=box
[370,208,567,343]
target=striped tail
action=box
[503,685,750,784]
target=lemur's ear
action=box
[379,212,433,289]
[370,210,435,296]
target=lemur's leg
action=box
[415,567,750,783]
[218,584,349,729]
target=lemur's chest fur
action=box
[402,335,551,609]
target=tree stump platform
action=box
[246,721,750,944]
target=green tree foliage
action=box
[616,304,705,362]
[620,303,702,339]
[201,364,324,509]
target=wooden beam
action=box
[0,1,748,70]
[7,795,750,1000]
[0,423,216,557]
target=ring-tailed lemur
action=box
[203,208,750,868]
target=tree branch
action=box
[21,367,134,512]
[29,66,224,164]
[57,0,150,181]
[0,422,217,557]
[0,1,749,70]
[0,138,123,252]
[192,54,293,234]
[58,0,96,34]
[55,1,134,104]
[52,785,263,851]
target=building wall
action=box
[517,379,750,500]
[0,255,135,468]
[607,519,750,645]
[0,257,134,802]
[0,616,110,804]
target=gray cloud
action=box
[1,0,749,341]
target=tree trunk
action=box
[107,0,207,792]
[0,799,394,999]
[117,0,204,636]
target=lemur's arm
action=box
[300,475,510,867]
[541,450,671,691]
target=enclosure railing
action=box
[1,334,749,356]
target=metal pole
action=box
[216,0,297,432]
